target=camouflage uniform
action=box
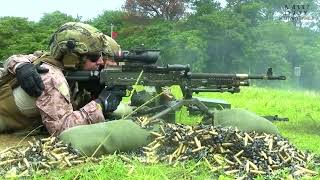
[2,54,104,135]
[0,22,108,135]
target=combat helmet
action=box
[49,22,105,68]
[102,35,121,58]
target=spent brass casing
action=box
[150,131,163,137]
[248,160,258,170]
[233,156,243,165]
[250,169,266,175]
[23,158,30,168]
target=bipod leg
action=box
[133,104,167,117]
[188,98,214,125]
[149,98,214,125]
[149,100,184,122]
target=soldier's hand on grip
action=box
[95,87,125,113]
[16,63,49,97]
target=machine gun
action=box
[64,48,286,123]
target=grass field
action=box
[36,87,320,180]
[195,87,320,154]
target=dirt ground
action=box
[0,134,47,150]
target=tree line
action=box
[1,0,319,89]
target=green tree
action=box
[91,11,126,35]
[123,0,189,20]
[186,10,249,73]
[0,17,37,59]
[164,29,208,71]
[297,41,320,89]
[118,20,173,50]
[37,11,78,47]
[189,0,221,16]
[38,11,78,28]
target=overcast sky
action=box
[0,0,125,21]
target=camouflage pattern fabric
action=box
[49,22,105,62]
[101,35,121,57]
[2,55,105,135]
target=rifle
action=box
[64,48,286,123]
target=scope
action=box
[114,49,160,64]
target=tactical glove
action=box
[16,63,49,97]
[95,87,125,113]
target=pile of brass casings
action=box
[0,136,98,178]
[141,123,319,178]
[0,120,318,179]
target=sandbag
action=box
[111,102,134,118]
[59,120,156,156]
[213,108,279,135]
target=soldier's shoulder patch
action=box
[57,83,69,97]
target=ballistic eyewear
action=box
[84,53,102,62]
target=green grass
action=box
[34,87,320,180]
[194,86,320,154]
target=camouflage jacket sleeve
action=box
[35,63,105,135]
[4,54,37,74]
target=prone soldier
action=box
[0,22,123,135]
[0,22,282,156]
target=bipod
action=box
[145,98,214,124]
